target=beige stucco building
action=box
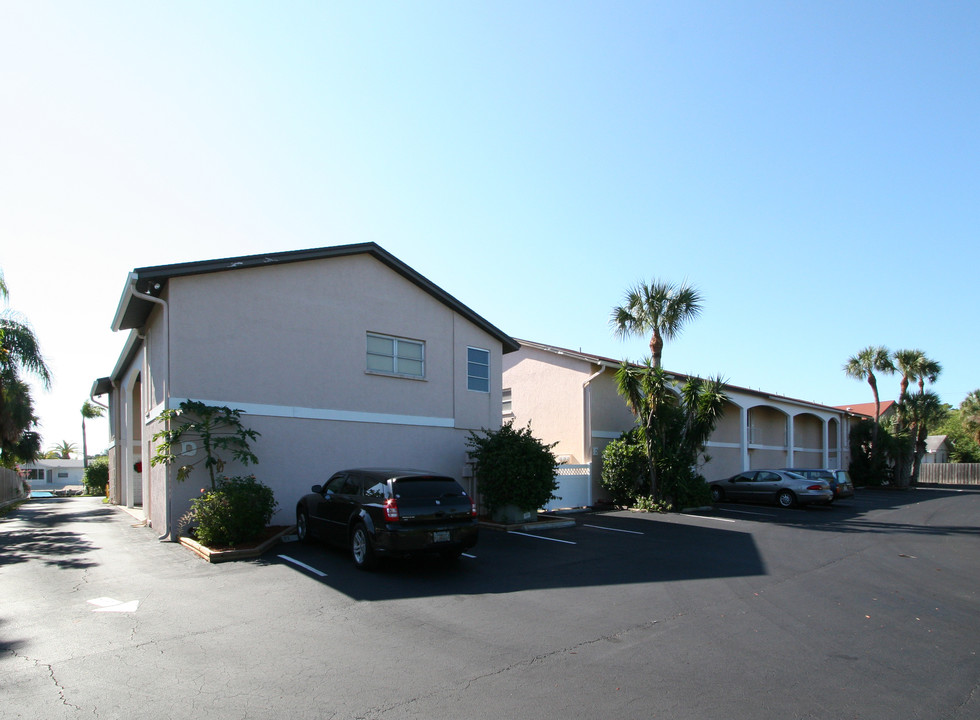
[93,243,518,539]
[504,340,856,507]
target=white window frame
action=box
[366,333,425,379]
[467,347,490,393]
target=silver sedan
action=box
[708,469,834,508]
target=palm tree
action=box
[894,349,942,399]
[81,400,105,468]
[844,346,894,456]
[0,374,42,465]
[902,391,945,487]
[615,360,727,503]
[0,269,51,465]
[894,349,925,401]
[49,441,77,459]
[610,280,703,368]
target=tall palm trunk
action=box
[868,373,881,453]
[649,330,664,369]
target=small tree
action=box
[600,430,650,506]
[466,421,558,517]
[83,456,109,496]
[961,390,980,446]
[189,475,278,547]
[150,400,260,491]
[849,418,897,486]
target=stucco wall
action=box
[794,413,823,449]
[589,372,638,441]
[712,400,743,444]
[167,256,466,417]
[134,253,506,536]
[502,347,589,463]
[159,414,479,530]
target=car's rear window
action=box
[392,477,466,499]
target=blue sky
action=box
[2,2,978,452]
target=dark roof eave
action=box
[112,243,519,353]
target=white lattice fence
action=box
[543,464,592,511]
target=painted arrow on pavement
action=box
[88,597,139,613]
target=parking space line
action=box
[582,524,644,535]
[278,554,328,577]
[462,552,476,558]
[720,509,776,517]
[684,515,737,523]
[508,531,577,545]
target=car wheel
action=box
[709,486,724,503]
[351,523,378,570]
[777,489,796,508]
[296,509,310,542]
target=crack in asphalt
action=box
[6,648,83,712]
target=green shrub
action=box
[600,430,650,506]
[848,419,891,486]
[659,471,712,509]
[632,495,671,513]
[83,456,109,496]
[187,475,278,547]
[466,421,559,514]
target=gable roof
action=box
[925,435,950,453]
[111,242,519,353]
[514,339,851,415]
[833,400,896,419]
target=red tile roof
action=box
[834,400,895,419]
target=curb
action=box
[479,514,577,532]
[180,525,296,563]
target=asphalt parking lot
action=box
[2,489,979,720]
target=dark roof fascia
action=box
[515,338,851,416]
[105,330,143,386]
[91,377,113,397]
[113,242,519,353]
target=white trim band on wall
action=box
[149,398,455,429]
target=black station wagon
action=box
[295,468,478,570]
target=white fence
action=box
[543,464,592,511]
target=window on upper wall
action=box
[467,347,490,393]
[366,333,425,379]
[502,388,513,416]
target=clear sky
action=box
[2,2,978,456]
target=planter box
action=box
[179,526,294,563]
[492,504,534,524]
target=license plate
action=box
[432,530,451,543]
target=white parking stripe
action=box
[508,531,577,545]
[684,515,737,523]
[462,553,477,558]
[582,524,644,535]
[279,554,328,577]
[720,509,776,517]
